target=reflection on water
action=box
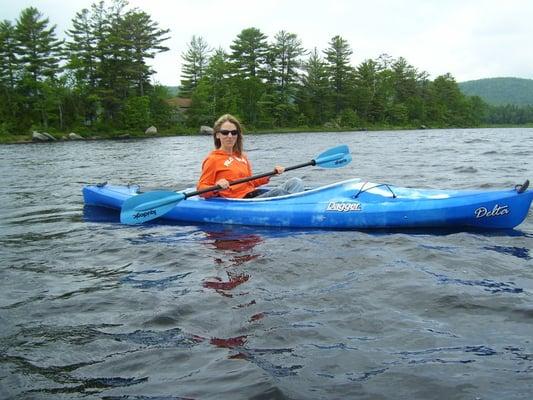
[200,228,302,376]
[204,230,264,252]
[204,230,263,283]
[201,228,262,295]
[202,273,250,293]
[83,205,120,223]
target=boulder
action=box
[323,122,338,130]
[68,132,84,140]
[41,132,56,140]
[32,131,56,142]
[199,125,214,135]
[145,125,157,135]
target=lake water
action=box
[1,128,532,399]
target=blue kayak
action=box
[82,179,532,230]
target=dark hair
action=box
[213,114,243,154]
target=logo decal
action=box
[133,209,157,219]
[223,156,247,167]
[326,201,362,212]
[474,204,509,218]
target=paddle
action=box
[120,144,351,225]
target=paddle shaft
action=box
[183,160,316,199]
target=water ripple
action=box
[424,270,524,293]
[2,129,533,399]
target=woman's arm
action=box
[197,156,220,198]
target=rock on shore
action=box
[68,132,84,140]
[145,126,157,135]
[32,131,56,141]
[199,126,214,135]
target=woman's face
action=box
[217,121,239,151]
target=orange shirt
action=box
[197,150,270,198]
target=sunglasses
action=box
[218,129,239,136]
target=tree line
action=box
[1,0,531,139]
[182,30,488,130]
[0,0,173,136]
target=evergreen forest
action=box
[1,0,532,142]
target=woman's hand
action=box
[274,165,285,174]
[216,178,230,189]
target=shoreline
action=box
[2,124,532,145]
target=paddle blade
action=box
[120,191,185,225]
[314,144,352,168]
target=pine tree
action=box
[0,20,18,89]
[270,30,305,93]
[120,10,170,96]
[353,59,380,123]
[180,35,211,97]
[15,7,64,128]
[298,48,332,125]
[65,7,100,125]
[229,28,270,126]
[0,20,19,131]
[266,30,306,126]
[15,7,63,82]
[323,35,354,114]
[66,8,98,89]
[230,27,269,78]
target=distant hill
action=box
[459,77,533,106]
[165,86,180,97]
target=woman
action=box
[197,114,303,199]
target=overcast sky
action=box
[2,0,532,86]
